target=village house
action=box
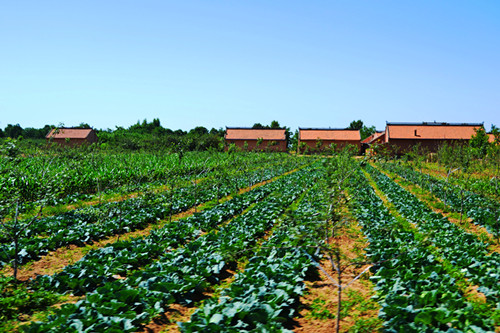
[360,130,385,155]
[298,128,361,153]
[361,131,385,146]
[46,128,98,147]
[383,122,484,153]
[224,127,287,152]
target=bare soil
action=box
[2,171,293,281]
[293,220,382,332]
[378,166,500,254]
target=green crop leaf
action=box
[209,313,223,324]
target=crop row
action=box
[0,160,302,267]
[366,164,500,306]
[0,151,298,207]
[180,177,328,332]
[25,165,320,332]
[0,164,288,324]
[378,162,499,235]
[35,168,286,295]
[349,167,495,331]
[2,156,303,241]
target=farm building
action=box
[488,133,497,143]
[46,128,98,147]
[361,131,385,146]
[298,128,361,153]
[361,131,385,155]
[384,122,484,153]
[224,127,287,152]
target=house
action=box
[224,127,287,152]
[361,131,385,145]
[298,128,361,153]
[361,131,385,155]
[46,128,98,147]
[384,122,484,153]
[488,133,497,144]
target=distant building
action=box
[384,122,484,153]
[361,130,385,155]
[361,131,385,145]
[224,127,287,152]
[487,133,496,143]
[46,128,98,147]
[298,128,361,153]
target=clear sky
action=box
[1,1,499,132]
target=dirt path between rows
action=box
[365,167,490,305]
[2,169,298,282]
[293,219,382,332]
[374,164,500,254]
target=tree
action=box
[360,125,376,141]
[270,120,281,129]
[470,127,489,159]
[290,130,299,152]
[252,123,265,129]
[189,126,208,136]
[76,123,92,129]
[347,120,363,130]
[4,124,23,139]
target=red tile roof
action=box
[46,128,94,139]
[225,128,286,141]
[361,131,384,144]
[386,123,482,140]
[299,128,360,141]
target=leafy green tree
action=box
[347,120,363,130]
[270,120,281,129]
[290,129,299,152]
[252,123,265,129]
[348,120,375,140]
[4,124,23,139]
[76,123,92,129]
[189,126,209,136]
[360,125,376,140]
[470,127,489,158]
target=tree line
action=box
[0,119,377,152]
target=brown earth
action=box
[134,183,305,333]
[375,165,500,254]
[367,166,491,310]
[2,170,295,282]
[293,218,382,333]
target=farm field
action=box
[1,151,499,332]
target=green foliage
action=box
[469,126,490,158]
[348,120,363,130]
[0,138,20,159]
[25,165,320,332]
[0,275,59,322]
[349,167,497,331]
[307,298,335,320]
[360,125,376,141]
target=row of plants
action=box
[349,167,496,331]
[0,166,285,328]
[0,150,300,215]
[1,155,297,241]
[35,170,284,295]
[365,164,500,306]
[419,162,499,201]
[24,164,320,332]
[0,158,305,269]
[180,175,327,332]
[378,162,499,236]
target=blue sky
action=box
[1,1,499,132]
